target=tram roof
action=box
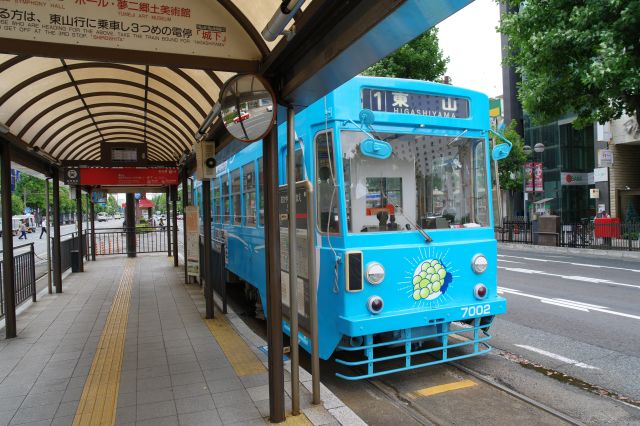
[0,0,473,174]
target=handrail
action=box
[0,242,34,254]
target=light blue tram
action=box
[194,76,508,379]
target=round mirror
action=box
[220,74,276,143]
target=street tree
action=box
[493,120,527,218]
[499,0,640,128]
[363,29,449,81]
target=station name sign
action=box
[361,88,470,118]
[80,167,178,186]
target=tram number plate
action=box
[461,304,490,318]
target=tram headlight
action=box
[365,262,385,285]
[471,254,488,274]
[367,296,384,314]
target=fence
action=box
[0,243,37,320]
[91,226,168,255]
[496,220,640,251]
[495,220,533,244]
[59,232,87,272]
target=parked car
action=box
[97,212,108,222]
[233,111,250,123]
[114,213,122,220]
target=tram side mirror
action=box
[492,143,512,161]
[360,138,392,159]
[220,74,277,143]
[488,129,513,161]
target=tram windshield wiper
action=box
[394,204,432,243]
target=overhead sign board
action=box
[80,167,178,186]
[0,0,259,63]
[361,88,470,118]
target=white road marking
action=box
[498,254,640,273]
[497,259,524,264]
[499,286,640,321]
[514,344,600,370]
[498,266,640,290]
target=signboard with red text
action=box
[80,167,178,185]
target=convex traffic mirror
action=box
[220,74,276,143]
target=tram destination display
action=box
[362,88,470,118]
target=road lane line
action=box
[540,299,589,311]
[499,286,640,321]
[407,379,477,399]
[498,266,640,290]
[497,259,524,264]
[514,345,600,370]
[498,254,640,273]
[553,298,608,309]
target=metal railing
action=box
[495,220,533,244]
[0,243,37,320]
[496,220,640,251]
[58,232,87,272]
[92,226,168,255]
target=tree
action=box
[11,194,24,215]
[362,29,449,81]
[499,0,640,128]
[495,120,527,192]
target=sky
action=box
[436,0,503,98]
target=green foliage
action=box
[362,29,449,81]
[495,120,527,192]
[152,193,167,214]
[499,0,640,128]
[11,194,24,215]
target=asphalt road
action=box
[491,246,640,401]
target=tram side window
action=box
[315,132,340,233]
[232,169,241,225]
[284,150,305,182]
[221,174,229,224]
[213,178,221,223]
[258,158,264,226]
[243,163,256,227]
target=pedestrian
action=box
[39,216,47,239]
[159,218,165,231]
[18,220,28,240]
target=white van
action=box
[97,212,108,222]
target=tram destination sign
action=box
[361,88,469,118]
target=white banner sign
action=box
[598,149,614,167]
[185,205,199,277]
[561,172,591,186]
[0,0,258,60]
[593,167,608,183]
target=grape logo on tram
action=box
[410,259,453,301]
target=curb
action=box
[498,242,640,260]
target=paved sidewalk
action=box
[499,242,640,260]
[0,254,362,426]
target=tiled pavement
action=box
[0,254,364,426]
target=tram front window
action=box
[341,131,489,233]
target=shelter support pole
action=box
[85,192,90,261]
[89,189,96,261]
[166,187,171,257]
[202,179,213,319]
[126,193,136,257]
[172,185,178,266]
[75,185,84,272]
[286,106,300,415]
[182,172,189,283]
[1,141,16,338]
[264,129,285,423]
[45,178,52,294]
[52,170,62,293]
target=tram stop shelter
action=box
[0,0,472,423]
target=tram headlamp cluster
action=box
[471,254,488,274]
[367,296,384,314]
[474,283,488,300]
[365,262,385,285]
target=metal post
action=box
[1,140,16,338]
[45,178,52,294]
[286,107,300,415]
[305,184,320,405]
[182,172,189,283]
[30,243,36,302]
[52,170,62,293]
[89,191,96,261]
[172,185,178,266]
[125,193,136,257]
[264,129,285,423]
[75,185,84,272]
[202,179,213,319]
[166,187,172,257]
[85,191,90,261]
